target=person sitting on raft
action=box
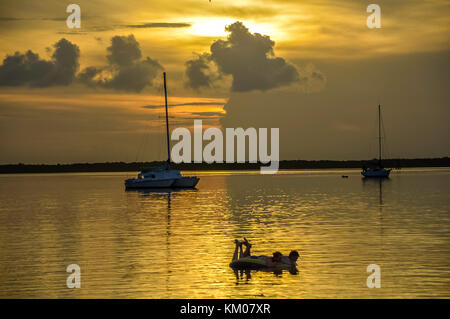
[231,238,299,270]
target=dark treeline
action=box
[0,157,449,174]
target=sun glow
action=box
[190,18,276,38]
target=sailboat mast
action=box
[163,72,170,167]
[378,104,382,165]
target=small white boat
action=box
[361,104,391,178]
[125,72,200,189]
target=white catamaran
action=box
[361,104,391,178]
[125,73,200,189]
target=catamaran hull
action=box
[125,178,175,189]
[172,177,200,188]
[361,169,391,178]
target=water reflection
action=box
[232,265,298,285]
[361,177,392,275]
[0,169,449,298]
[232,267,291,284]
[125,187,198,196]
[124,187,201,295]
[362,176,390,206]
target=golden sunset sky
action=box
[0,0,449,163]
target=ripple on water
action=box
[0,169,449,298]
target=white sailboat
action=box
[361,104,391,178]
[125,72,200,189]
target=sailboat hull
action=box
[172,177,200,188]
[361,168,391,178]
[125,178,175,189]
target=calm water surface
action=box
[0,168,449,298]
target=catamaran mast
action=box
[163,72,170,167]
[378,104,382,165]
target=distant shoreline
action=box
[0,157,449,174]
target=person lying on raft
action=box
[230,238,299,272]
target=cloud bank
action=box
[78,34,163,92]
[185,21,324,92]
[0,38,79,87]
[0,35,163,92]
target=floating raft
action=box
[229,257,268,269]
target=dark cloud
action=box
[57,31,88,35]
[0,34,161,92]
[0,38,79,87]
[142,101,224,109]
[188,111,225,117]
[173,102,224,106]
[185,21,302,92]
[41,17,67,21]
[0,17,67,21]
[212,22,298,91]
[106,57,162,92]
[142,104,164,110]
[185,53,218,90]
[174,102,225,106]
[77,66,104,84]
[296,63,327,92]
[311,71,325,81]
[51,38,81,85]
[0,17,22,21]
[78,34,163,92]
[123,22,191,28]
[107,35,142,66]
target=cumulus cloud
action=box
[211,22,298,91]
[185,21,311,92]
[296,63,327,92]
[107,35,142,66]
[0,38,80,87]
[184,53,218,90]
[78,34,163,92]
[0,35,162,92]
